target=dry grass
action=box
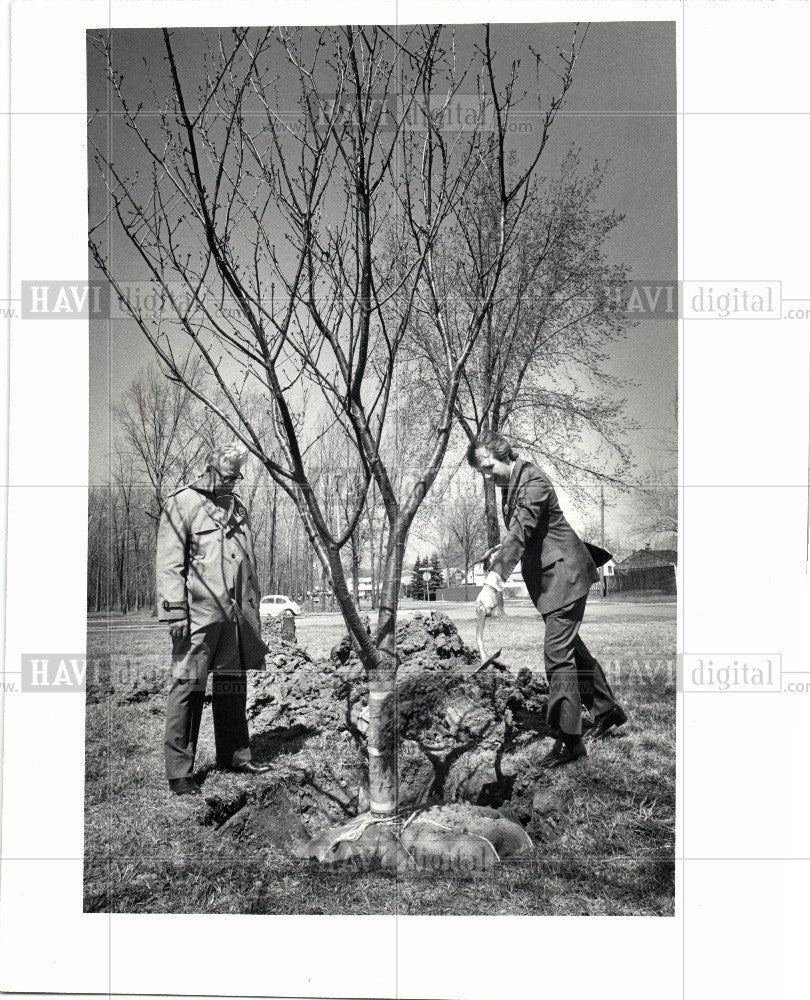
[85,599,675,915]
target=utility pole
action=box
[599,485,606,597]
[600,484,606,548]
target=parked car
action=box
[259,594,301,619]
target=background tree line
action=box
[89,361,674,614]
[89,365,339,612]
[89,363,463,613]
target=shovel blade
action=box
[471,648,503,675]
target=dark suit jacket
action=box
[489,459,599,615]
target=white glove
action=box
[476,584,500,617]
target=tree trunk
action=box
[268,478,278,592]
[366,533,405,818]
[350,535,360,605]
[132,532,141,611]
[320,537,398,819]
[374,519,386,610]
[368,519,377,609]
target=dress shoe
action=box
[169,777,201,796]
[583,706,627,741]
[539,738,587,769]
[225,761,272,775]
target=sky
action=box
[87,20,676,548]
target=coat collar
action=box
[508,458,526,490]
[188,469,240,496]
[501,458,528,516]
[186,483,243,526]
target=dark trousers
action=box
[542,595,619,737]
[164,621,252,780]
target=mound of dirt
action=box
[247,612,553,809]
[240,612,559,837]
[246,612,555,812]
[210,613,579,870]
[114,667,167,705]
[247,619,345,734]
[85,656,114,704]
[214,778,312,853]
[86,654,166,706]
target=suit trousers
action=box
[542,594,618,737]
[164,620,252,780]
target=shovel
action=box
[471,602,503,675]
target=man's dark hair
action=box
[466,429,519,467]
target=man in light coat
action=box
[157,442,270,795]
[468,430,627,768]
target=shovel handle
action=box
[475,603,488,661]
[473,604,502,673]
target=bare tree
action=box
[630,393,677,547]
[442,499,487,601]
[89,24,582,817]
[415,458,486,600]
[87,487,109,612]
[115,361,210,528]
[107,453,147,613]
[406,146,635,547]
[630,467,678,548]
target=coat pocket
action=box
[540,543,565,571]
[190,525,220,539]
[188,524,219,559]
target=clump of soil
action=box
[247,618,339,733]
[85,656,114,704]
[211,775,312,853]
[114,667,166,705]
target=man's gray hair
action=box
[207,441,249,473]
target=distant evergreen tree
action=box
[427,551,445,601]
[407,554,446,600]
[409,557,425,600]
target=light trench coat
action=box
[156,482,265,667]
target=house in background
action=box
[436,561,529,602]
[345,576,374,600]
[613,546,677,594]
[589,556,617,597]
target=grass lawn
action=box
[85,599,675,915]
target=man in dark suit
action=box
[468,430,626,767]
